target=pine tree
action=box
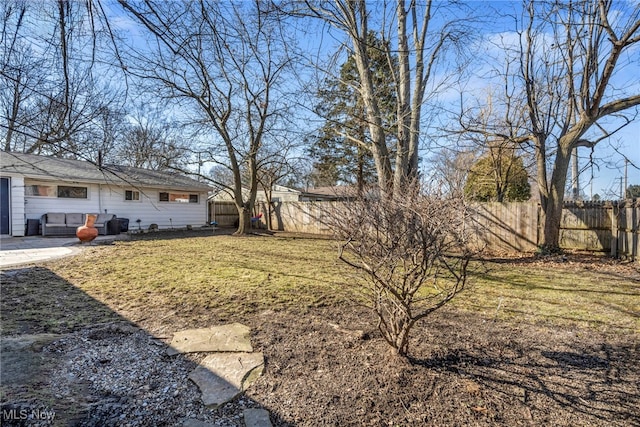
[309,32,396,191]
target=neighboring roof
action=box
[301,185,358,200]
[0,152,211,191]
[208,187,240,201]
[271,184,301,195]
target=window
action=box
[125,190,140,201]
[25,183,89,199]
[159,192,199,203]
[57,185,87,199]
[25,185,56,197]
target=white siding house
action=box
[1,152,211,237]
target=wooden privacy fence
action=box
[467,200,640,258]
[209,201,239,227]
[260,200,639,259]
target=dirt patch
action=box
[3,305,637,426]
[245,306,639,426]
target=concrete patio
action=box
[0,234,129,268]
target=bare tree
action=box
[428,147,478,198]
[330,182,472,357]
[256,143,302,231]
[302,0,472,196]
[464,0,640,250]
[118,0,295,234]
[113,105,188,171]
[1,0,126,159]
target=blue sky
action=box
[443,1,640,198]
[106,0,639,198]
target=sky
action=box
[97,0,640,198]
[285,0,640,198]
[8,0,637,199]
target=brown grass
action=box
[3,232,638,335]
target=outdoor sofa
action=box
[40,212,116,236]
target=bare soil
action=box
[247,306,640,426]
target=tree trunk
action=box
[541,144,572,251]
[235,204,252,235]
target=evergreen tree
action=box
[627,185,640,199]
[309,32,396,191]
[464,153,531,202]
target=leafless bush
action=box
[329,183,473,357]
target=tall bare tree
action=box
[463,0,639,250]
[118,0,295,234]
[1,0,125,159]
[303,0,471,196]
[113,105,188,171]
[533,1,639,250]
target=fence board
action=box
[209,201,239,226]
[223,199,639,261]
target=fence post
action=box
[610,202,618,257]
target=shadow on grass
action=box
[409,340,640,425]
[0,266,280,426]
[472,265,640,297]
[128,226,237,242]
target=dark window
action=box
[125,190,140,201]
[159,192,198,203]
[57,186,87,199]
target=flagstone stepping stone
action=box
[243,408,273,427]
[181,418,216,427]
[188,352,264,408]
[167,323,253,355]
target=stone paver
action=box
[167,323,253,355]
[181,418,216,427]
[243,408,273,427]
[188,352,264,408]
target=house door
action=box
[0,177,9,235]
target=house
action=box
[209,184,302,203]
[209,184,357,204]
[0,152,212,237]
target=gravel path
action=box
[27,322,266,426]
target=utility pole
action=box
[616,177,623,200]
[624,159,628,199]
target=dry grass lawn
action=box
[20,231,637,336]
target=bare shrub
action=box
[330,183,473,357]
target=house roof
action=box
[301,185,359,200]
[0,152,211,191]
